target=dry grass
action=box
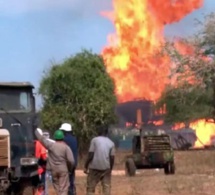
[48,150,215,195]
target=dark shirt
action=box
[64,133,78,168]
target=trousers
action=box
[68,170,76,195]
[52,171,70,195]
[86,169,111,195]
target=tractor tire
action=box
[169,162,175,174]
[164,164,170,175]
[164,162,175,175]
[164,162,171,175]
[125,158,136,177]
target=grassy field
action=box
[49,150,215,195]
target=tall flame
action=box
[100,0,215,148]
[102,0,203,103]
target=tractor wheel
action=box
[125,158,136,177]
[164,162,170,175]
[164,164,169,175]
[169,162,175,174]
[164,162,175,175]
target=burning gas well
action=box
[101,0,203,103]
[101,0,215,148]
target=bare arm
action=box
[110,146,116,170]
[84,139,95,170]
[84,152,94,170]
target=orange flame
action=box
[172,122,186,130]
[102,0,203,103]
[100,0,215,148]
[172,119,215,147]
[171,40,205,86]
[190,119,215,147]
[152,120,164,126]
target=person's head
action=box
[53,130,64,141]
[97,124,109,136]
[43,132,50,139]
[59,123,72,134]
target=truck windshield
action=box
[0,89,32,113]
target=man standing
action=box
[59,123,78,195]
[84,125,115,195]
[35,128,75,195]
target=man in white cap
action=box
[59,123,78,195]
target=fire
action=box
[100,0,215,148]
[172,119,215,147]
[152,120,164,126]
[172,122,185,130]
[190,119,215,147]
[171,40,205,86]
[174,40,195,56]
[101,0,203,103]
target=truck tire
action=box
[0,191,14,195]
[21,184,34,195]
[0,186,13,195]
[169,162,175,174]
[125,158,136,177]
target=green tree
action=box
[39,50,118,153]
[156,13,215,123]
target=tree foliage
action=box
[156,12,215,123]
[39,50,118,153]
[157,83,213,123]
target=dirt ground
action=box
[48,150,215,195]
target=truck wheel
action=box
[21,184,34,195]
[0,191,14,195]
[0,186,13,195]
[125,158,136,177]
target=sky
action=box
[0,0,215,108]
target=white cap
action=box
[59,123,72,132]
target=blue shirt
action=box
[64,133,78,167]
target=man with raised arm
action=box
[35,128,75,195]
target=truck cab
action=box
[0,82,39,194]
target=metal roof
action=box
[0,82,34,88]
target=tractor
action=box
[125,129,175,176]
